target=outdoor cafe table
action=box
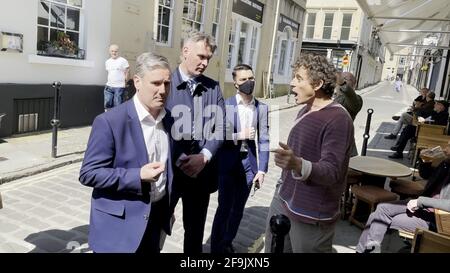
[349,156,412,185]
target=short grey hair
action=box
[181,30,217,53]
[135,52,171,78]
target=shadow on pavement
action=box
[24,225,90,253]
[204,206,269,253]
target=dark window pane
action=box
[50,28,59,42]
[37,27,49,50]
[341,28,350,40]
[183,0,189,18]
[51,4,66,28]
[212,24,218,38]
[158,6,163,23]
[196,3,203,22]
[38,1,50,25]
[162,7,170,26]
[306,26,314,39]
[160,26,169,43]
[66,8,80,30]
[324,13,334,26]
[307,13,316,25]
[343,14,352,27]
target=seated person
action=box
[388,100,448,159]
[356,140,450,253]
[385,88,430,139]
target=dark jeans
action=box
[395,124,416,153]
[104,86,125,109]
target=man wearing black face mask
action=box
[210,64,270,253]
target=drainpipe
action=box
[266,0,281,98]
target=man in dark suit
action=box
[165,31,225,253]
[210,64,269,253]
[79,52,173,253]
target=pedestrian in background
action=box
[104,44,129,111]
[165,31,225,253]
[210,64,269,253]
[394,76,403,92]
[79,52,174,253]
[266,53,354,253]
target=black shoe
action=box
[388,152,403,159]
[384,134,397,140]
[392,116,400,121]
[390,145,399,151]
[224,244,235,253]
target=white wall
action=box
[0,0,112,85]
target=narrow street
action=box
[0,81,420,253]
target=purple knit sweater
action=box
[279,102,354,224]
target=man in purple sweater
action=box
[266,54,354,253]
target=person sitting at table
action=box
[356,140,450,253]
[388,100,449,159]
[385,88,430,140]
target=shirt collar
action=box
[178,67,196,83]
[133,95,166,124]
[236,93,255,106]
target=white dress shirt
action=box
[133,95,169,203]
[235,93,265,175]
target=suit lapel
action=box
[230,96,241,133]
[127,101,148,167]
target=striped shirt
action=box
[279,102,354,224]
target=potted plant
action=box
[45,31,79,58]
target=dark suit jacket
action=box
[79,100,174,253]
[165,68,225,193]
[219,95,269,174]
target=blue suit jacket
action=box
[219,96,270,174]
[79,100,174,253]
[165,68,225,193]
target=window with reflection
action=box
[37,0,84,59]
[212,0,221,40]
[226,15,261,72]
[340,13,352,40]
[182,0,205,33]
[322,13,334,40]
[155,0,174,45]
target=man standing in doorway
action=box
[165,31,225,253]
[104,44,129,111]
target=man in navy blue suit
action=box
[210,64,270,253]
[165,31,225,253]
[79,52,174,253]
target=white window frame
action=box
[273,27,297,84]
[181,0,205,33]
[225,13,262,82]
[212,0,222,40]
[305,12,316,39]
[37,0,85,58]
[340,13,353,41]
[322,12,334,40]
[154,0,174,46]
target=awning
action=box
[356,0,450,54]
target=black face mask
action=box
[237,80,255,95]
